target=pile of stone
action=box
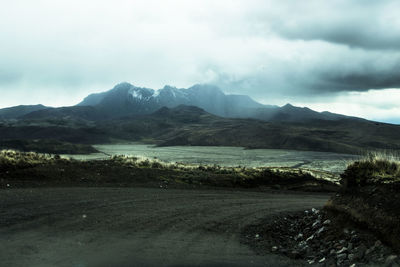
[259,208,399,266]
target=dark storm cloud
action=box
[271,20,400,51]
[264,0,400,50]
[315,69,400,92]
[210,42,400,100]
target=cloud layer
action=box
[0,0,399,122]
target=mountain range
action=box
[1,82,353,122]
[0,82,399,154]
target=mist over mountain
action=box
[77,82,265,118]
[74,82,350,123]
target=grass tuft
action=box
[341,152,400,187]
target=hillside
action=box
[96,105,400,154]
[0,105,47,119]
[1,105,400,154]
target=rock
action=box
[354,244,367,260]
[319,257,326,263]
[365,247,374,256]
[316,226,325,235]
[337,253,348,261]
[351,235,360,244]
[295,233,303,240]
[306,235,315,242]
[348,253,355,261]
[385,255,399,267]
[312,208,319,214]
[334,243,342,250]
[337,247,348,254]
[325,258,336,267]
[323,219,331,225]
[289,250,301,259]
[307,259,315,265]
[312,220,321,228]
[350,264,356,267]
[298,240,308,250]
[375,240,382,248]
[348,243,353,250]
[325,235,335,242]
[271,246,278,252]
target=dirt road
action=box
[0,187,329,267]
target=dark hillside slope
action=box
[1,104,400,154]
[21,106,105,121]
[0,105,47,119]
[97,106,400,154]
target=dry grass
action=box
[0,150,74,172]
[341,152,400,187]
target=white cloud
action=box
[291,89,400,123]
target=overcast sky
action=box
[1,0,400,123]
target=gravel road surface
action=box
[0,187,329,267]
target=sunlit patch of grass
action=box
[341,151,400,187]
[0,149,72,171]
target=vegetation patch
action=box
[0,151,339,191]
[341,152,400,187]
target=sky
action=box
[1,0,400,123]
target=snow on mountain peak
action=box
[129,88,143,100]
[153,90,161,98]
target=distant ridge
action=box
[0,105,47,119]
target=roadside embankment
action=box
[326,156,400,253]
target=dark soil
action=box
[0,187,329,267]
[326,183,400,254]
